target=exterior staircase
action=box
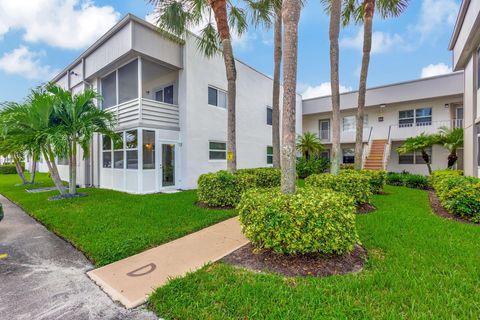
[363,139,388,170]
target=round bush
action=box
[403,174,430,190]
[238,187,359,255]
[197,171,256,207]
[236,167,281,188]
[0,164,19,174]
[345,170,386,194]
[305,172,372,205]
[296,157,330,179]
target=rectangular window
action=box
[266,107,272,125]
[102,135,112,168]
[113,132,124,169]
[154,85,175,104]
[267,146,273,164]
[125,130,138,169]
[208,86,227,108]
[415,148,432,164]
[342,148,354,164]
[320,150,330,160]
[399,108,432,127]
[118,60,138,104]
[415,108,432,126]
[209,141,227,160]
[398,148,432,164]
[143,130,156,169]
[343,116,355,132]
[399,110,414,127]
[101,72,117,109]
[319,119,330,140]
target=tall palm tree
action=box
[397,133,434,174]
[322,0,342,175]
[272,2,282,169]
[343,0,409,169]
[149,0,254,173]
[296,132,324,160]
[281,0,301,194]
[47,84,117,195]
[434,126,463,168]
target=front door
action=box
[160,143,176,187]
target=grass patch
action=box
[148,185,480,319]
[0,173,235,266]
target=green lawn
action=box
[0,173,235,266]
[148,185,480,319]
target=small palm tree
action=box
[397,133,434,174]
[343,0,409,169]
[296,132,324,160]
[0,134,28,184]
[47,84,117,195]
[434,126,463,168]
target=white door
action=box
[159,143,176,188]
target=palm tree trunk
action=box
[329,0,341,175]
[70,142,77,195]
[354,0,374,170]
[13,155,27,185]
[281,0,301,194]
[44,146,67,195]
[209,0,237,173]
[447,150,458,168]
[272,6,282,169]
[29,159,37,184]
[421,150,432,174]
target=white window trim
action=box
[399,107,432,127]
[125,129,139,171]
[398,148,432,165]
[208,140,227,162]
[266,106,273,126]
[208,85,227,109]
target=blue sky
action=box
[0,0,460,102]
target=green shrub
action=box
[305,171,372,205]
[354,170,387,194]
[296,157,330,179]
[197,171,256,207]
[386,173,404,186]
[236,167,281,188]
[340,164,355,170]
[431,170,480,222]
[0,164,19,174]
[403,174,430,190]
[238,187,359,255]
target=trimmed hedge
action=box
[0,164,18,175]
[386,172,430,190]
[197,168,281,207]
[305,171,372,205]
[431,170,480,223]
[238,187,359,255]
[352,170,386,194]
[296,157,330,179]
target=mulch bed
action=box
[428,191,478,225]
[357,203,376,214]
[222,243,367,277]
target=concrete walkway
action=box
[0,194,156,320]
[88,216,248,309]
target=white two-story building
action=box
[34,14,302,193]
[303,72,464,175]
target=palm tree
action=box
[281,0,301,194]
[397,133,434,174]
[322,0,342,175]
[47,84,117,195]
[0,134,28,184]
[296,132,324,160]
[271,1,282,169]
[149,0,254,173]
[434,126,463,168]
[343,0,409,169]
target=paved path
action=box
[88,217,248,308]
[0,194,156,320]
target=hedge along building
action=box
[449,0,480,177]
[30,14,303,193]
[302,72,464,175]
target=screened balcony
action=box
[100,57,180,130]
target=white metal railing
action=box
[105,98,180,129]
[389,119,463,141]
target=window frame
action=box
[342,148,355,164]
[208,86,227,109]
[319,119,330,141]
[399,107,432,127]
[143,130,156,170]
[100,57,140,109]
[208,141,227,161]
[398,147,432,165]
[266,106,273,126]
[113,132,125,170]
[266,146,273,164]
[102,135,112,168]
[125,129,138,170]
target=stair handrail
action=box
[383,125,393,170]
[361,127,374,169]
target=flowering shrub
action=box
[305,172,372,205]
[238,187,359,254]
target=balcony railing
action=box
[105,98,180,130]
[389,119,463,141]
[320,127,372,144]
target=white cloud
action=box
[301,82,352,99]
[0,46,58,80]
[0,0,120,50]
[340,29,405,54]
[415,0,459,40]
[420,63,452,78]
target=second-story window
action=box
[208,86,227,109]
[342,115,368,132]
[399,108,432,127]
[266,107,272,125]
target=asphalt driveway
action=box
[0,194,157,320]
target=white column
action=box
[138,57,143,121]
